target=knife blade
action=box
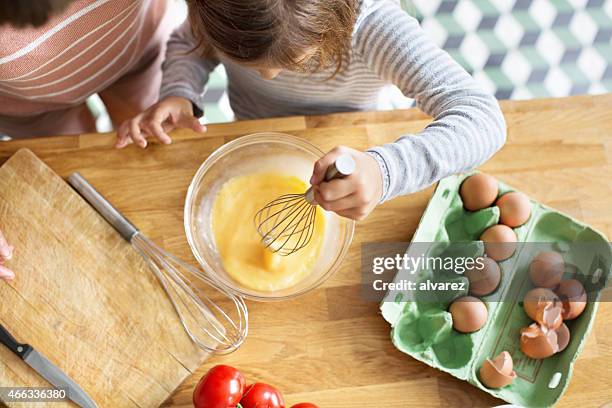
[0,324,98,408]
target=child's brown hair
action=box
[186,0,358,75]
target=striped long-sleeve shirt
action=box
[160,0,507,202]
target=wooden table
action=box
[1,94,611,408]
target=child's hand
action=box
[311,146,383,220]
[115,96,206,149]
[0,230,14,280]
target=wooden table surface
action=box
[1,94,611,408]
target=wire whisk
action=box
[68,173,248,354]
[255,154,356,256]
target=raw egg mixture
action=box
[211,173,325,291]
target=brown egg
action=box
[449,296,488,333]
[523,288,563,330]
[479,351,517,388]
[480,225,517,261]
[465,257,501,296]
[529,251,565,288]
[555,279,587,320]
[520,323,559,359]
[460,173,499,211]
[556,323,571,352]
[496,192,531,227]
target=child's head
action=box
[0,0,74,27]
[187,0,358,79]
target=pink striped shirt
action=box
[0,0,167,117]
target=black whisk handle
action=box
[324,154,356,181]
[67,172,139,242]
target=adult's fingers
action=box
[0,264,14,280]
[317,178,355,202]
[0,230,13,260]
[310,146,351,186]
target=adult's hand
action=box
[0,230,14,280]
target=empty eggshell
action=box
[496,192,531,227]
[556,323,571,352]
[465,257,502,296]
[523,288,563,330]
[480,225,517,261]
[555,279,587,320]
[460,173,499,211]
[479,351,517,388]
[449,296,488,333]
[520,323,559,359]
[529,251,565,288]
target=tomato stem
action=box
[236,404,243,408]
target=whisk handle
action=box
[324,154,356,182]
[67,172,139,242]
[305,154,356,204]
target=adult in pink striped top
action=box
[0,0,175,139]
[0,0,176,280]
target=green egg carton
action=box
[380,173,612,408]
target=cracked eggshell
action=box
[555,279,587,320]
[520,323,559,359]
[460,173,499,211]
[479,351,517,389]
[523,288,563,330]
[529,251,565,288]
[556,323,571,352]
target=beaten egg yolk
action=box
[211,173,325,291]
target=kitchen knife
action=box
[0,324,98,408]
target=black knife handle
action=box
[0,324,32,359]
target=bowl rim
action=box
[184,132,355,301]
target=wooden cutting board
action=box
[0,149,207,407]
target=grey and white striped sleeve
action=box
[355,2,507,202]
[159,20,219,110]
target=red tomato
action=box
[193,365,246,408]
[290,404,319,408]
[240,383,285,408]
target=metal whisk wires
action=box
[132,233,247,353]
[255,191,317,256]
[68,173,248,355]
[255,154,356,256]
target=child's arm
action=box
[116,21,219,148]
[313,3,506,217]
[356,3,506,201]
[0,230,14,280]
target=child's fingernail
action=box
[310,175,316,184]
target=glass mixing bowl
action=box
[184,132,355,301]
